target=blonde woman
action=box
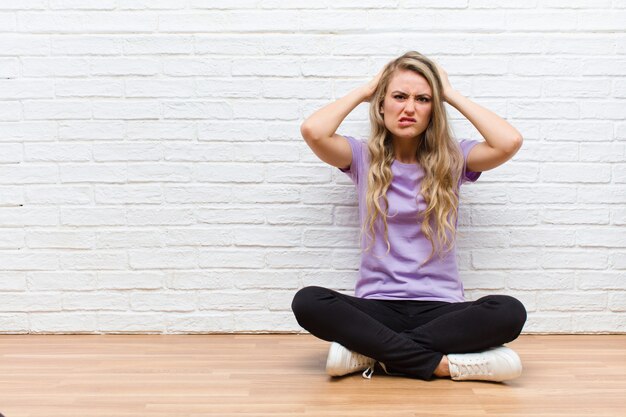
[291,51,527,382]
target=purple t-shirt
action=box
[339,136,481,302]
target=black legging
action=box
[291,286,527,380]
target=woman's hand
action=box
[360,68,385,103]
[432,60,455,102]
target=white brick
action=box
[508,185,577,204]
[540,250,608,269]
[26,230,95,249]
[59,251,128,270]
[162,58,230,77]
[131,292,195,312]
[0,143,22,163]
[25,143,91,162]
[232,58,300,77]
[26,186,91,205]
[93,101,160,120]
[194,163,263,183]
[22,58,89,77]
[0,314,28,333]
[196,79,262,99]
[196,206,265,225]
[127,163,191,183]
[510,228,576,247]
[165,228,232,246]
[577,272,626,290]
[51,36,121,55]
[303,228,358,248]
[573,313,626,333]
[509,101,579,120]
[50,0,116,9]
[538,292,607,311]
[0,165,58,184]
[0,58,18,77]
[197,291,268,311]
[542,208,609,225]
[0,1,46,9]
[167,271,234,290]
[0,207,58,226]
[127,208,194,226]
[31,313,98,333]
[98,271,164,290]
[95,185,162,205]
[265,250,332,268]
[608,293,626,312]
[0,292,62,312]
[59,121,125,140]
[578,186,626,204]
[197,122,268,142]
[97,230,162,249]
[0,252,58,270]
[580,101,626,119]
[472,249,540,270]
[577,227,626,248]
[232,185,301,203]
[540,163,611,183]
[0,122,56,141]
[470,0,535,8]
[164,143,233,162]
[60,208,126,226]
[0,186,24,206]
[60,164,126,183]
[125,79,196,98]
[266,164,331,184]
[63,292,128,311]
[98,313,165,333]
[524,313,572,333]
[130,249,197,269]
[162,101,232,119]
[18,12,158,33]
[56,79,123,98]
[300,270,356,290]
[0,80,54,99]
[506,11,577,31]
[198,249,265,268]
[266,206,333,225]
[28,272,97,291]
[23,100,91,120]
[331,249,360,269]
[230,311,298,332]
[230,143,300,162]
[123,35,192,54]
[165,313,234,333]
[472,208,538,226]
[0,272,27,291]
[543,79,611,98]
[233,226,301,247]
[541,121,613,141]
[127,121,194,141]
[472,78,541,98]
[579,143,625,163]
[577,12,626,32]
[0,228,24,250]
[0,101,22,121]
[93,143,162,162]
[165,185,231,204]
[614,164,626,183]
[613,208,626,225]
[507,272,573,291]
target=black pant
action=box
[291,286,527,380]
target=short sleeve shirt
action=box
[339,136,481,302]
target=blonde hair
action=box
[363,51,464,265]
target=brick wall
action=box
[0,0,624,333]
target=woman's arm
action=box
[300,70,383,169]
[434,62,523,172]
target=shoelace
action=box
[457,361,490,377]
[362,366,374,379]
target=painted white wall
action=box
[0,0,624,333]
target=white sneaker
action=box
[447,346,522,382]
[325,342,376,378]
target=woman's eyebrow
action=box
[391,90,431,96]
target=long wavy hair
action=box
[363,51,465,265]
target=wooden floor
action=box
[0,335,625,417]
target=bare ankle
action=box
[433,355,450,378]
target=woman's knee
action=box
[480,294,527,337]
[291,286,331,325]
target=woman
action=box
[291,51,527,382]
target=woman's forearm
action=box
[301,86,371,141]
[445,90,523,153]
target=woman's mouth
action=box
[398,118,416,127]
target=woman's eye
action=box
[394,95,404,100]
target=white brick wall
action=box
[0,2,624,334]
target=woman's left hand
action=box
[432,60,455,102]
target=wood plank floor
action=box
[0,334,624,417]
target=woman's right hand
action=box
[361,68,385,103]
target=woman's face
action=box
[380,69,433,142]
